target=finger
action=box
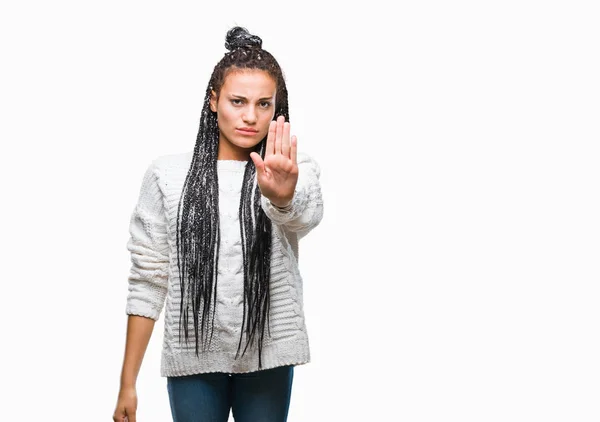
[250,152,265,176]
[282,122,291,158]
[275,115,284,155]
[127,409,137,422]
[113,408,126,422]
[266,120,276,156]
[291,135,298,167]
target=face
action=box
[210,69,277,161]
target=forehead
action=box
[221,69,276,97]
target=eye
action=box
[259,101,272,108]
[231,99,243,105]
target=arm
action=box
[250,116,324,240]
[119,315,155,389]
[113,316,155,421]
[125,161,170,320]
[260,151,324,239]
[114,161,170,421]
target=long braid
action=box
[176,27,290,368]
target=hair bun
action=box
[225,26,262,51]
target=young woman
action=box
[113,27,324,422]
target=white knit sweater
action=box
[125,150,323,376]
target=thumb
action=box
[250,152,265,175]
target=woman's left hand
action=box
[250,115,298,208]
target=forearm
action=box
[260,152,322,226]
[260,176,323,234]
[119,315,156,389]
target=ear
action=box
[209,90,218,112]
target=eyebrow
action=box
[230,94,274,101]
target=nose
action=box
[242,106,257,124]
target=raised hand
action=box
[250,115,298,208]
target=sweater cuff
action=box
[271,200,293,212]
[260,192,304,225]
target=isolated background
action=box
[1,1,599,421]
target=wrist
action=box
[120,382,136,391]
[120,374,137,390]
[269,198,292,208]
[271,198,293,210]
[267,196,294,209]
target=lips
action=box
[236,128,259,136]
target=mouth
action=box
[236,128,259,136]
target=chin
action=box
[234,137,263,149]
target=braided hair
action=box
[175,26,290,369]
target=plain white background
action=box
[1,1,599,421]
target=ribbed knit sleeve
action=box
[125,161,170,320]
[260,152,324,239]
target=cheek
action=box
[261,110,275,126]
[217,105,236,127]
[259,116,272,136]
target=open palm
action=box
[250,115,298,208]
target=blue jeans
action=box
[166,365,294,422]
